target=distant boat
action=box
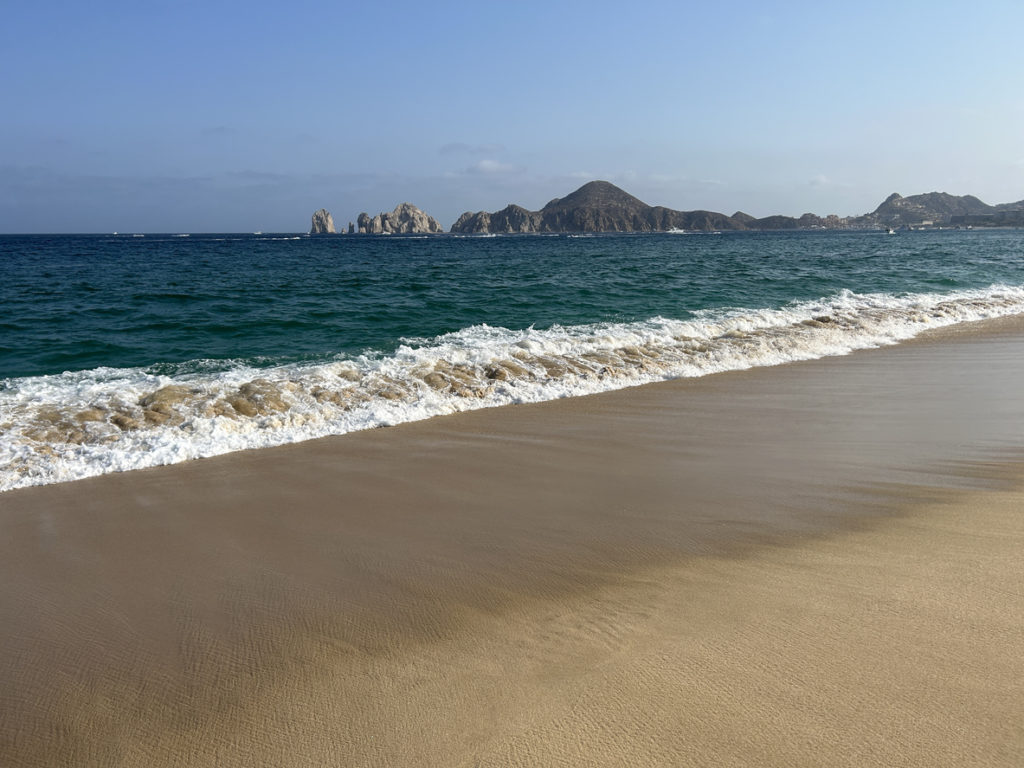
[253,231,262,235]
[666,228,688,234]
[886,227,896,235]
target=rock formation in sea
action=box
[356,203,444,234]
[310,208,336,235]
[453,204,541,234]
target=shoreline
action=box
[6,283,1024,494]
[3,317,1024,765]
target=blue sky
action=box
[2,0,1023,232]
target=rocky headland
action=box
[357,203,444,234]
[452,181,740,234]
[450,181,848,234]
[313,182,1024,235]
[451,181,1024,232]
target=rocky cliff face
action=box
[453,204,540,234]
[356,203,444,234]
[452,211,489,233]
[310,208,336,234]
[356,212,379,234]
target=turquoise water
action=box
[2,229,1023,490]
[4,230,1021,379]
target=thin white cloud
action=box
[439,142,506,156]
[466,159,520,175]
[809,174,852,188]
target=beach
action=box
[2,318,1023,766]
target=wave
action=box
[3,284,1024,491]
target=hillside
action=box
[451,181,745,233]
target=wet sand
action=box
[2,319,1024,766]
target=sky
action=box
[2,0,1023,232]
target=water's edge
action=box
[4,284,1023,491]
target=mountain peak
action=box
[543,181,650,212]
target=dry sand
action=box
[2,319,1023,766]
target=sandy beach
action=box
[2,319,1023,766]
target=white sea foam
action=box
[3,284,1024,492]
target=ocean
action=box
[2,229,1023,492]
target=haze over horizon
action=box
[3,0,1023,233]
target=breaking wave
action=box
[3,284,1024,491]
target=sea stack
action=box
[310,209,336,235]
[356,203,444,234]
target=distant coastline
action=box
[311,180,1024,235]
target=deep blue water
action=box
[2,230,1022,380]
